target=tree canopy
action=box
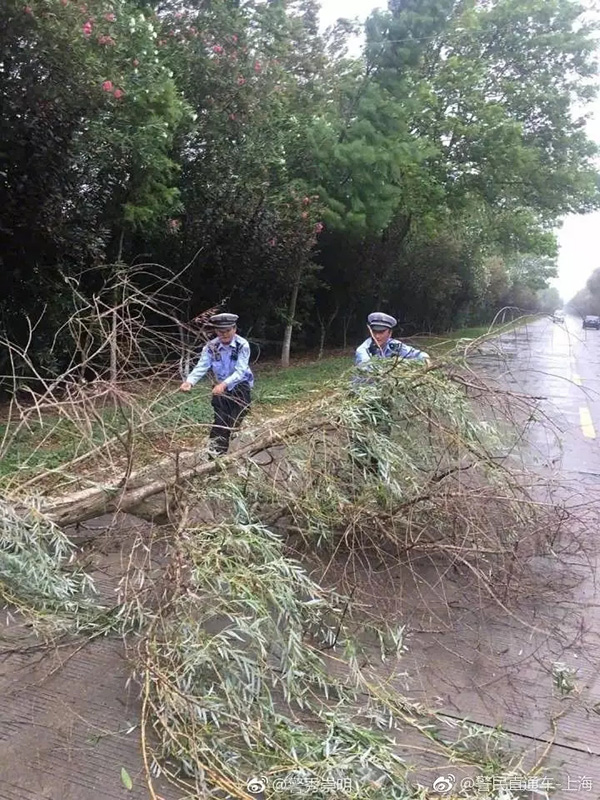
[1,0,598,370]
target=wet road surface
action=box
[399,315,600,796]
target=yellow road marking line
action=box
[572,373,582,386]
[580,406,596,439]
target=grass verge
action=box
[0,314,539,490]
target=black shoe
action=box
[207,443,228,459]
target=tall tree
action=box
[0,0,186,369]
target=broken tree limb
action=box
[40,414,329,528]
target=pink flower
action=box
[229,113,236,120]
[113,88,124,99]
[24,4,33,13]
[254,61,261,73]
[168,219,181,232]
[212,45,223,54]
[301,211,309,219]
[98,35,115,46]
[314,222,324,234]
[237,75,246,86]
[268,237,277,247]
[232,34,238,43]
[132,58,139,66]
[302,196,311,205]
[60,0,68,6]
[104,11,115,22]
[101,80,114,92]
[82,20,93,36]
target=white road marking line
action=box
[579,406,596,439]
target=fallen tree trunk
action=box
[41,414,328,528]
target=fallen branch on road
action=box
[0,268,567,799]
[38,408,331,526]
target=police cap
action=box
[367,312,397,331]
[210,313,239,330]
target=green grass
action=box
[0,315,539,487]
[0,410,132,484]
[409,314,539,352]
[0,359,352,487]
[254,356,351,404]
[0,424,78,477]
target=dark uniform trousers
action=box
[209,381,252,454]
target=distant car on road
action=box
[582,315,600,330]
[552,309,565,323]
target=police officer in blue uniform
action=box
[355,312,429,367]
[180,313,254,455]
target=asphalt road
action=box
[478,314,600,477]
[400,314,600,797]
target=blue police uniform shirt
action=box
[186,334,254,389]
[355,337,429,366]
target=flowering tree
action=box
[0,0,598,373]
[0,0,187,368]
[149,0,330,363]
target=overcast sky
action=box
[319,0,600,304]
[554,104,600,303]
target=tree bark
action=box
[318,319,326,360]
[110,305,118,385]
[317,302,339,359]
[110,244,124,386]
[41,413,328,528]
[281,264,302,368]
[342,314,353,350]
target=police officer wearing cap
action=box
[180,313,254,455]
[355,312,429,366]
